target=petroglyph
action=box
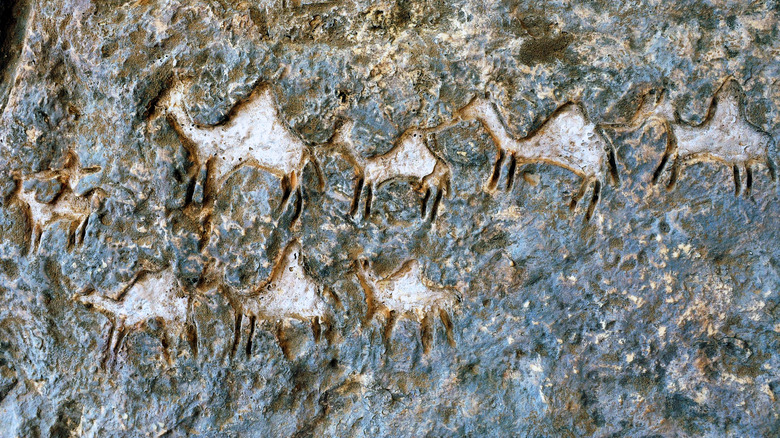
[156,78,323,227]
[74,268,190,366]
[355,259,458,354]
[333,121,451,222]
[227,240,329,359]
[612,79,776,195]
[457,97,619,221]
[13,152,103,253]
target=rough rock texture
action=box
[1,0,780,436]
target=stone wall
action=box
[1,0,779,436]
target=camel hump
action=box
[711,78,744,124]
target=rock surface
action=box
[1,0,779,436]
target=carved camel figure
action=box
[332,120,452,222]
[226,239,330,359]
[355,258,458,354]
[157,78,323,227]
[12,152,104,253]
[74,268,194,367]
[606,78,776,195]
[456,96,619,221]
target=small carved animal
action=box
[13,152,103,253]
[74,268,191,366]
[333,120,451,222]
[158,78,323,226]
[610,79,776,195]
[226,239,330,359]
[457,97,619,221]
[354,258,458,354]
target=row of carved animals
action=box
[3,76,777,365]
[160,75,777,226]
[74,240,458,366]
[7,76,776,255]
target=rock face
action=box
[1,0,779,436]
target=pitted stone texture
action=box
[1,0,779,437]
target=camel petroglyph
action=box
[332,120,452,222]
[355,258,458,354]
[606,79,776,195]
[226,240,330,359]
[456,96,619,221]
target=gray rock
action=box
[1,0,779,436]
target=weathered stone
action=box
[1,0,779,436]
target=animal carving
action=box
[610,79,776,195]
[13,152,103,253]
[355,258,458,354]
[158,78,323,226]
[333,121,451,222]
[227,240,330,359]
[74,268,193,366]
[457,97,619,221]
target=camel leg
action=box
[311,316,322,343]
[277,173,293,217]
[667,155,681,191]
[363,183,374,220]
[74,214,90,247]
[488,149,505,190]
[585,180,602,223]
[199,212,214,253]
[652,151,670,185]
[349,176,364,217]
[275,320,292,360]
[245,316,256,358]
[157,319,172,365]
[190,164,208,205]
[230,313,243,359]
[101,324,116,369]
[420,312,434,355]
[607,146,620,185]
[185,321,198,360]
[290,186,303,226]
[505,153,517,191]
[420,186,432,219]
[732,164,741,197]
[110,323,127,360]
[31,224,42,254]
[362,286,377,329]
[569,178,589,211]
[744,164,753,197]
[383,310,397,355]
[654,121,676,187]
[439,309,455,348]
[308,154,326,191]
[184,292,198,360]
[429,184,444,222]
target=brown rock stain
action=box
[517,33,574,66]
